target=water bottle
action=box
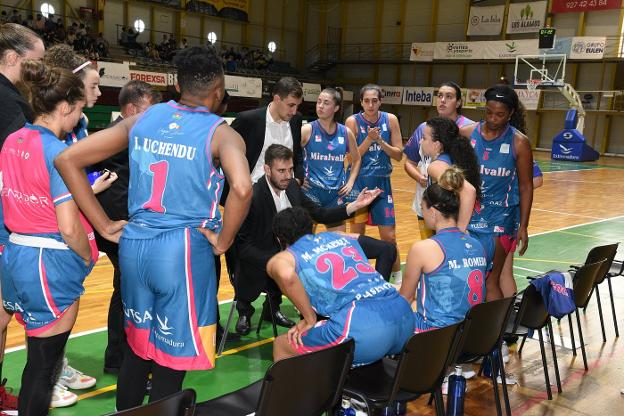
[482,348,499,378]
[337,398,356,416]
[446,366,466,416]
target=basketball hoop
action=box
[526,79,541,91]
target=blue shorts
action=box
[354,175,395,226]
[483,205,520,254]
[1,242,91,336]
[119,227,218,371]
[468,231,495,273]
[482,205,519,238]
[303,185,356,208]
[297,293,414,366]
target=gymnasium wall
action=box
[9,0,624,154]
[305,0,624,155]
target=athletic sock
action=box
[19,331,70,416]
[149,362,186,403]
[116,343,151,411]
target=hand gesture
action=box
[351,187,382,211]
[101,219,127,243]
[338,181,354,196]
[196,227,223,255]
[287,318,316,348]
[367,126,381,143]
[517,226,529,256]
[91,170,119,195]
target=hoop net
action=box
[526,79,541,91]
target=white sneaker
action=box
[463,369,476,379]
[50,383,77,408]
[497,372,518,385]
[58,358,96,389]
[501,341,510,364]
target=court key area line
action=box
[76,337,276,402]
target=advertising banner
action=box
[97,61,130,88]
[402,87,435,106]
[302,83,322,102]
[225,75,262,98]
[434,41,483,60]
[552,0,621,13]
[380,86,403,105]
[129,70,168,87]
[409,42,435,62]
[464,89,487,108]
[506,1,548,34]
[545,36,572,55]
[516,89,542,110]
[467,5,505,36]
[483,39,539,60]
[569,36,606,59]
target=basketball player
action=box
[268,207,414,366]
[400,167,487,333]
[460,85,534,300]
[44,45,117,196]
[0,60,100,416]
[345,84,403,283]
[301,87,360,230]
[0,22,45,413]
[54,45,252,410]
[404,82,474,239]
[418,117,493,267]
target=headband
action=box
[72,61,91,74]
[484,85,517,110]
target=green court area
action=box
[3,216,622,415]
[536,159,624,172]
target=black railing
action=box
[306,42,413,67]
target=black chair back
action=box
[389,321,464,401]
[573,260,607,308]
[461,296,516,357]
[515,285,549,330]
[584,244,619,284]
[109,389,196,416]
[255,339,355,416]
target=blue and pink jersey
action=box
[353,111,393,177]
[287,232,396,317]
[303,121,349,190]
[404,115,474,165]
[124,101,225,239]
[470,121,519,209]
[0,123,98,262]
[416,227,486,330]
[65,113,89,145]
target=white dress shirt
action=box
[266,176,292,213]
[250,104,294,183]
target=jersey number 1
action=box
[143,160,168,213]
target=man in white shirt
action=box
[230,77,304,188]
[233,145,384,335]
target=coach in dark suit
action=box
[93,80,161,374]
[234,144,389,335]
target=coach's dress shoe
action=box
[263,309,295,328]
[235,314,252,335]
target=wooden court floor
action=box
[3,152,624,415]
